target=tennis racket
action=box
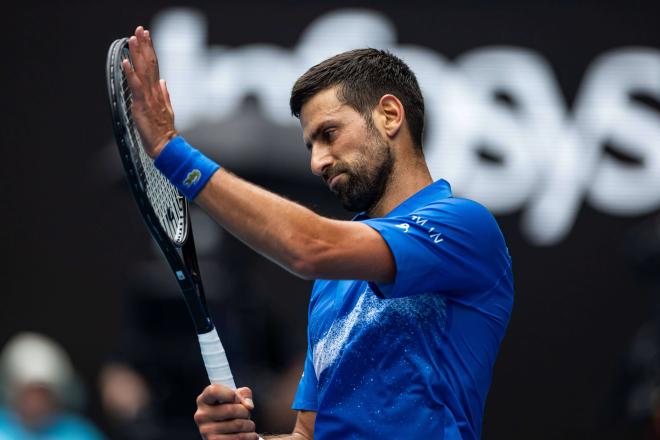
[105,37,236,389]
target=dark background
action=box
[3,1,660,438]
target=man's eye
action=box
[323,129,336,141]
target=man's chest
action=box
[308,281,448,381]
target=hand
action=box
[194,384,259,440]
[122,26,177,158]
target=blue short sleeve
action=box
[291,341,318,411]
[362,198,510,299]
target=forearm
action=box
[195,168,337,279]
[193,164,394,283]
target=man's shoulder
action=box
[416,196,508,258]
[414,195,496,224]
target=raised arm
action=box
[123,26,395,283]
[196,169,394,282]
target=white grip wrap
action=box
[198,328,236,389]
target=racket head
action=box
[106,38,189,247]
[106,40,235,389]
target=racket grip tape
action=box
[199,330,262,439]
[198,328,236,389]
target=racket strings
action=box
[119,66,186,244]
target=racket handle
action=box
[199,329,261,439]
[198,328,236,389]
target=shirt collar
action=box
[352,179,452,221]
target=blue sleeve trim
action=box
[291,400,319,411]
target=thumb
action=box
[234,387,254,410]
[159,79,175,118]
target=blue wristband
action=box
[154,136,221,200]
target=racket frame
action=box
[106,37,225,353]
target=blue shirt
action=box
[292,179,513,439]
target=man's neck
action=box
[367,153,433,218]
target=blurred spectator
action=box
[0,332,105,440]
[99,363,150,422]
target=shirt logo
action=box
[395,223,410,233]
[183,169,202,187]
[411,215,445,244]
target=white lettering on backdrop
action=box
[151,8,660,245]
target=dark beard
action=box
[332,138,394,213]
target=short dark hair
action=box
[290,48,425,149]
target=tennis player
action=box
[124,26,513,440]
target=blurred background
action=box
[3,0,660,438]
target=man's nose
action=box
[310,145,333,177]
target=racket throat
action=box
[181,287,214,334]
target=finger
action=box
[133,26,146,53]
[122,59,145,100]
[127,35,147,78]
[142,29,161,80]
[128,32,153,84]
[134,27,159,83]
[159,80,174,118]
[197,418,256,436]
[199,384,237,406]
[235,387,254,411]
[121,57,132,75]
[194,402,251,424]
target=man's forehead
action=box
[300,87,345,130]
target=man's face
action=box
[300,87,394,213]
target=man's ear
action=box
[374,94,404,139]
